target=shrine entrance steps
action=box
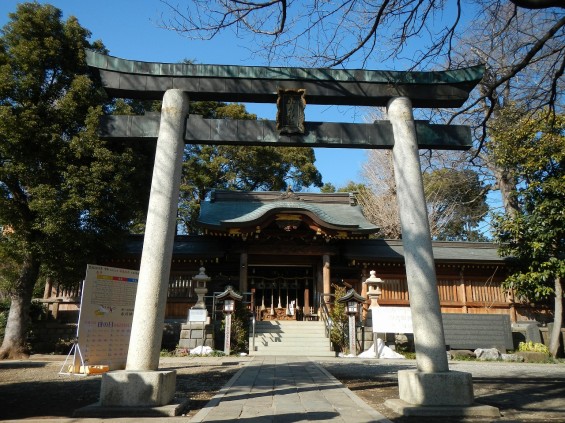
[250,320,334,357]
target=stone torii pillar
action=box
[98,89,189,409]
[385,97,480,414]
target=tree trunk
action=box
[549,276,563,358]
[0,253,40,360]
[492,165,520,216]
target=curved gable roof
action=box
[198,190,378,234]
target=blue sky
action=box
[0,0,371,189]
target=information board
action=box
[189,308,208,322]
[371,306,414,334]
[75,264,138,371]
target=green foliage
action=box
[0,3,152,285]
[336,181,366,193]
[518,341,550,354]
[0,3,153,356]
[492,108,565,302]
[329,284,348,353]
[320,182,336,193]
[160,349,176,357]
[400,351,416,360]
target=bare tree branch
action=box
[450,14,565,154]
[160,1,563,168]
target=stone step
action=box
[254,342,330,350]
[252,349,336,357]
[251,346,334,355]
[250,320,331,356]
[254,321,324,327]
[253,329,324,336]
[255,333,328,340]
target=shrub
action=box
[518,341,550,354]
[329,284,348,353]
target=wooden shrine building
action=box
[99,189,543,324]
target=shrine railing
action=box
[319,293,333,350]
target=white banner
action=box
[75,264,138,371]
[371,306,414,333]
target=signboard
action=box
[75,265,138,371]
[189,308,208,322]
[371,306,414,334]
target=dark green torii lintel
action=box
[86,51,484,108]
[100,114,472,150]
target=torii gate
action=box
[86,51,488,414]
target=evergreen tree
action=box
[0,3,151,358]
[492,107,565,358]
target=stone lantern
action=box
[363,270,384,308]
[188,267,210,323]
[337,289,366,356]
[180,267,214,352]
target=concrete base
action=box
[385,399,501,417]
[73,398,189,418]
[99,370,176,407]
[398,369,474,406]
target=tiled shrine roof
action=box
[198,190,379,235]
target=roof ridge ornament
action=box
[279,187,301,201]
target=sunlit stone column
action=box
[387,96,448,373]
[127,89,189,371]
[385,97,484,414]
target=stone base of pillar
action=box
[385,399,501,418]
[385,369,500,417]
[74,370,183,418]
[100,370,177,406]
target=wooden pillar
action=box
[360,266,369,321]
[316,266,323,308]
[322,254,331,304]
[459,267,468,314]
[43,277,54,299]
[240,252,248,294]
[304,283,310,314]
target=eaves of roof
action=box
[342,239,510,264]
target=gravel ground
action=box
[316,358,565,422]
[1,355,565,422]
[0,355,245,421]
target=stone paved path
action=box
[190,356,392,422]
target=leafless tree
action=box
[358,150,467,239]
[449,3,564,149]
[160,1,563,144]
[359,150,401,239]
[439,3,562,215]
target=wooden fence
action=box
[377,277,551,323]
